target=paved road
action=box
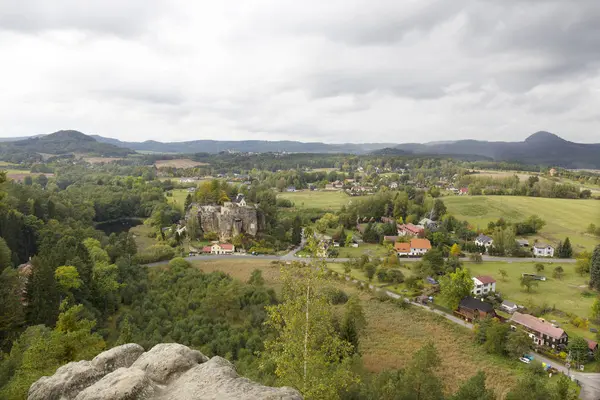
[148,252,576,267]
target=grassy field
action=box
[155,159,208,168]
[443,196,600,251]
[130,223,157,253]
[190,259,522,396]
[465,261,595,318]
[336,243,389,258]
[167,188,192,211]
[277,190,350,211]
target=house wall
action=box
[510,324,567,349]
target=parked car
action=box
[519,357,531,364]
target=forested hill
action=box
[91,135,396,154]
[0,130,133,160]
[393,132,600,169]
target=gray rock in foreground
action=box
[28,343,302,400]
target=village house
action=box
[232,193,247,207]
[455,297,496,322]
[510,312,568,349]
[395,238,432,257]
[585,339,598,357]
[533,243,555,257]
[458,188,469,195]
[389,182,399,189]
[474,234,493,249]
[202,243,235,255]
[500,300,519,314]
[472,276,496,296]
[397,223,425,237]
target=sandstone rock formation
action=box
[190,203,259,241]
[29,343,302,400]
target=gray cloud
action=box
[0,0,600,143]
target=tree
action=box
[590,244,600,291]
[439,268,474,310]
[553,374,578,400]
[431,199,447,221]
[567,336,589,367]
[450,243,461,258]
[505,366,550,400]
[187,214,200,241]
[0,237,12,269]
[291,216,302,246]
[365,264,376,281]
[557,237,573,258]
[0,267,24,348]
[248,269,265,286]
[184,194,192,211]
[35,174,48,188]
[449,371,495,400]
[260,262,358,399]
[340,296,366,354]
[469,253,483,264]
[575,251,591,276]
[54,265,82,296]
[402,342,444,400]
[499,269,508,281]
[553,266,564,280]
[520,275,538,293]
[534,263,545,273]
[591,298,600,323]
[26,257,60,327]
[484,321,510,355]
[505,330,531,358]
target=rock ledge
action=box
[28,343,302,400]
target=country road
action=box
[147,249,577,267]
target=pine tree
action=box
[559,237,573,258]
[450,371,495,400]
[291,216,302,245]
[184,194,192,211]
[25,257,60,327]
[0,267,24,348]
[0,237,12,269]
[590,245,600,291]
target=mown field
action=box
[167,188,193,211]
[187,259,523,397]
[466,261,596,318]
[277,190,350,211]
[443,196,600,251]
[154,159,208,168]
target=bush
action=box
[276,198,294,208]
[134,244,176,264]
[203,232,218,241]
[322,287,349,305]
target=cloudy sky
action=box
[1,0,600,143]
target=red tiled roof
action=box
[399,223,424,235]
[510,312,566,340]
[410,238,431,250]
[475,275,496,284]
[395,242,410,252]
[585,338,598,351]
[202,246,212,253]
[220,243,234,250]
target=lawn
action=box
[443,196,600,251]
[465,261,595,318]
[130,223,157,253]
[167,188,192,212]
[277,190,350,211]
[154,159,209,168]
[336,243,389,258]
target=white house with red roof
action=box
[202,243,235,255]
[471,275,496,295]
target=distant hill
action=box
[0,130,133,158]
[90,135,395,154]
[393,132,600,169]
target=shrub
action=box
[134,244,176,264]
[203,232,218,241]
[322,287,349,305]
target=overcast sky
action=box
[1,0,600,143]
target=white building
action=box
[475,234,493,249]
[533,244,554,257]
[472,275,496,296]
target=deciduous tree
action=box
[439,267,473,310]
[590,245,600,291]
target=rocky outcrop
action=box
[28,343,302,400]
[190,203,259,241]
